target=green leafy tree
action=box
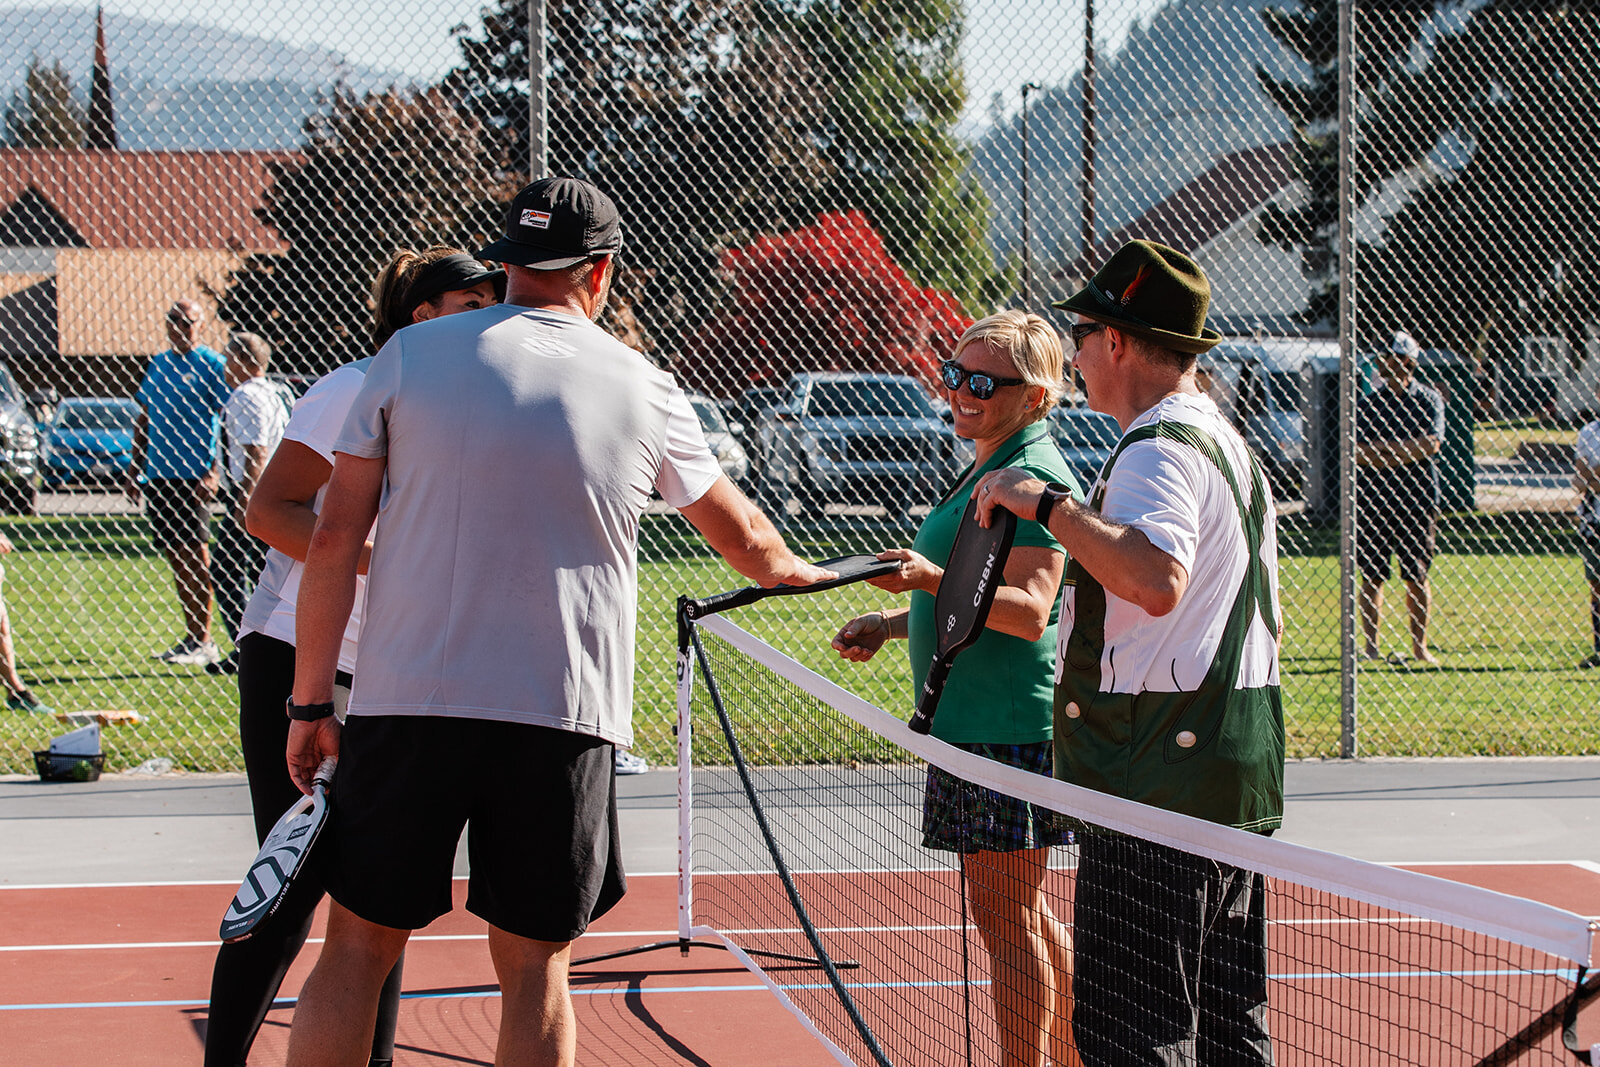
[793,0,1005,314]
[4,56,86,149]
[445,0,1004,369]
[217,86,502,373]
[1362,2,1600,366]
[1254,0,1433,327]
[447,0,833,361]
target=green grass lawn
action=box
[1474,419,1577,461]
[2,512,1597,774]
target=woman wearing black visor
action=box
[203,247,503,1067]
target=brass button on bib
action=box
[1175,730,1197,748]
[1064,701,1081,719]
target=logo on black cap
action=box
[477,177,622,270]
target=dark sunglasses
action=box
[166,312,196,328]
[1069,321,1105,351]
[939,360,1026,401]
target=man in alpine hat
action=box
[976,239,1285,1065]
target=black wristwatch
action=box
[1034,482,1071,525]
[285,697,336,722]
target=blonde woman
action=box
[834,310,1082,1067]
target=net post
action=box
[675,596,695,952]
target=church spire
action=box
[86,5,116,150]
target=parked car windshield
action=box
[1238,365,1305,416]
[689,396,729,433]
[810,379,930,418]
[56,401,137,431]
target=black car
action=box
[759,372,967,519]
[1047,405,1121,495]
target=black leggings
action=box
[204,631,404,1066]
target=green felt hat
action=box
[1053,240,1222,354]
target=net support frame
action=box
[572,599,857,971]
[685,619,893,1066]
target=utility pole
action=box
[1021,82,1042,308]
[1080,0,1097,259]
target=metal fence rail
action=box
[0,0,1594,772]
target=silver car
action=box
[1207,339,1314,497]
[686,392,750,487]
[758,372,968,520]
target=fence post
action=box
[1337,0,1358,758]
[528,0,547,178]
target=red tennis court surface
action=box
[4,864,1598,1064]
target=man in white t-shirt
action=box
[283,177,833,1065]
[1573,383,1600,668]
[980,240,1284,1066]
[203,332,289,674]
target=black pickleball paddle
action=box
[685,554,901,618]
[907,497,1017,735]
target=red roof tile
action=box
[0,148,294,251]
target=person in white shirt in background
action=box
[1572,381,1600,668]
[202,332,290,676]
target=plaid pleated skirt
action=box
[921,739,1072,854]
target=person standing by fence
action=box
[203,332,291,676]
[1356,329,1445,666]
[1573,385,1600,669]
[127,298,230,668]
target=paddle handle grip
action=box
[686,584,766,618]
[908,658,953,735]
[312,755,337,790]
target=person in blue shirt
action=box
[125,298,230,666]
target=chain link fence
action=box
[0,0,1593,773]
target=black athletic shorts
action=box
[1357,507,1436,584]
[144,478,212,552]
[321,715,626,941]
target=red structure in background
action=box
[679,210,974,398]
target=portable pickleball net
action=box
[658,586,1599,1066]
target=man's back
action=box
[335,304,718,745]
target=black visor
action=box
[406,254,507,310]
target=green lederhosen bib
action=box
[1055,420,1285,831]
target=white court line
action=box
[5,867,1595,954]
[1,921,979,954]
[0,928,680,953]
[0,870,678,892]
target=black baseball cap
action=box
[476,176,623,270]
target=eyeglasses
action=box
[166,313,196,328]
[1068,321,1105,352]
[939,360,1026,401]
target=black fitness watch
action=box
[285,698,336,722]
[1034,482,1071,525]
